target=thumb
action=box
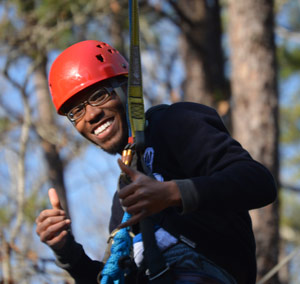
[48,188,62,210]
[118,158,137,180]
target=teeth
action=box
[94,120,113,135]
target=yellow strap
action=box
[127,0,145,149]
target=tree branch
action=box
[10,85,31,245]
[0,230,13,284]
[281,182,300,193]
[3,54,34,246]
[276,25,300,44]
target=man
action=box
[36,40,277,284]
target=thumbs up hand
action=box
[49,188,63,210]
[36,188,71,251]
[117,159,182,229]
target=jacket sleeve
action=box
[157,103,277,213]
[53,233,103,283]
[52,192,124,283]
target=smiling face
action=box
[64,82,128,154]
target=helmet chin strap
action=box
[109,77,127,110]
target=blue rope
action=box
[101,212,132,284]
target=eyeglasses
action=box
[66,87,113,122]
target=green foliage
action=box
[274,0,291,12]
[0,0,105,58]
[0,117,11,132]
[0,206,11,226]
[0,16,17,39]
[281,190,300,234]
[281,100,300,144]
[278,46,300,80]
[24,191,48,224]
[14,0,35,13]
[286,0,300,30]
[280,93,300,182]
[34,0,73,23]
[277,1,300,182]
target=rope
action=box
[101,1,145,282]
[101,213,132,284]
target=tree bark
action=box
[170,0,227,107]
[228,0,280,283]
[34,57,70,218]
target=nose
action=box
[84,104,104,123]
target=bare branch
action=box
[257,247,300,284]
[281,182,300,193]
[140,0,180,26]
[276,25,300,44]
[3,49,40,95]
[0,230,13,284]
[8,73,32,245]
[168,0,195,26]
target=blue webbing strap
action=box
[100,213,131,284]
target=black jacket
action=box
[55,103,277,284]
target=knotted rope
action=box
[101,212,132,284]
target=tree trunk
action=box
[34,57,70,218]
[170,0,227,107]
[228,0,280,283]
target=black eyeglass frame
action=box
[65,86,114,123]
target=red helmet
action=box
[49,40,129,114]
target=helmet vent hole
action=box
[108,49,113,54]
[96,54,104,62]
[96,44,103,48]
[122,63,127,69]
